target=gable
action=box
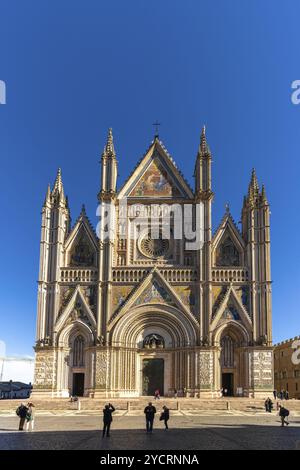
[55,286,97,333]
[118,139,194,199]
[133,279,176,307]
[129,157,183,198]
[210,285,252,332]
[213,213,245,267]
[108,268,197,328]
[68,226,97,267]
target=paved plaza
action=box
[1,410,300,450]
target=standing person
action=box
[159,405,170,429]
[268,398,273,413]
[286,390,289,400]
[279,405,290,427]
[154,389,160,400]
[26,402,35,431]
[264,398,269,412]
[16,403,28,431]
[273,389,277,400]
[102,403,115,438]
[144,402,156,433]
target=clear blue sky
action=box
[0,0,299,356]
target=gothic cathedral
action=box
[33,128,273,398]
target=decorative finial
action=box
[225,202,230,213]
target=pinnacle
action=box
[199,125,210,156]
[104,128,116,157]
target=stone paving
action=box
[1,411,300,450]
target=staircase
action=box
[1,397,300,412]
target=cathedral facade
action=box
[33,128,273,398]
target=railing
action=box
[212,268,248,282]
[112,268,198,283]
[60,268,98,283]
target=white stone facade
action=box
[32,129,273,398]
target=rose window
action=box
[140,234,169,258]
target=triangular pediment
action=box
[212,212,245,267]
[118,139,194,199]
[108,268,197,328]
[64,208,98,267]
[210,285,252,332]
[55,286,97,333]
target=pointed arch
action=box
[212,212,245,267]
[64,209,98,267]
[210,285,252,333]
[55,285,97,335]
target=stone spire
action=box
[43,183,51,207]
[247,168,260,203]
[51,168,66,205]
[199,125,211,156]
[103,128,116,158]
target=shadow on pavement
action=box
[1,424,300,450]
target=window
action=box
[73,335,85,367]
[221,335,235,368]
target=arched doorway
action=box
[215,322,250,397]
[221,335,235,396]
[71,334,85,396]
[109,304,198,397]
[55,320,95,397]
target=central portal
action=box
[72,373,85,396]
[142,358,164,396]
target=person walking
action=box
[159,405,170,429]
[144,402,156,433]
[279,405,290,427]
[154,389,160,400]
[273,389,277,400]
[25,402,35,431]
[16,403,28,431]
[102,403,115,437]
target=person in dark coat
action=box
[102,403,115,437]
[279,405,289,426]
[160,405,170,429]
[273,389,277,400]
[144,402,156,433]
[16,403,28,431]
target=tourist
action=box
[264,398,269,412]
[159,405,170,429]
[268,398,273,412]
[144,402,156,433]
[16,403,28,431]
[279,405,289,426]
[273,389,277,400]
[102,403,115,437]
[154,389,160,400]
[286,390,289,400]
[26,402,35,431]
